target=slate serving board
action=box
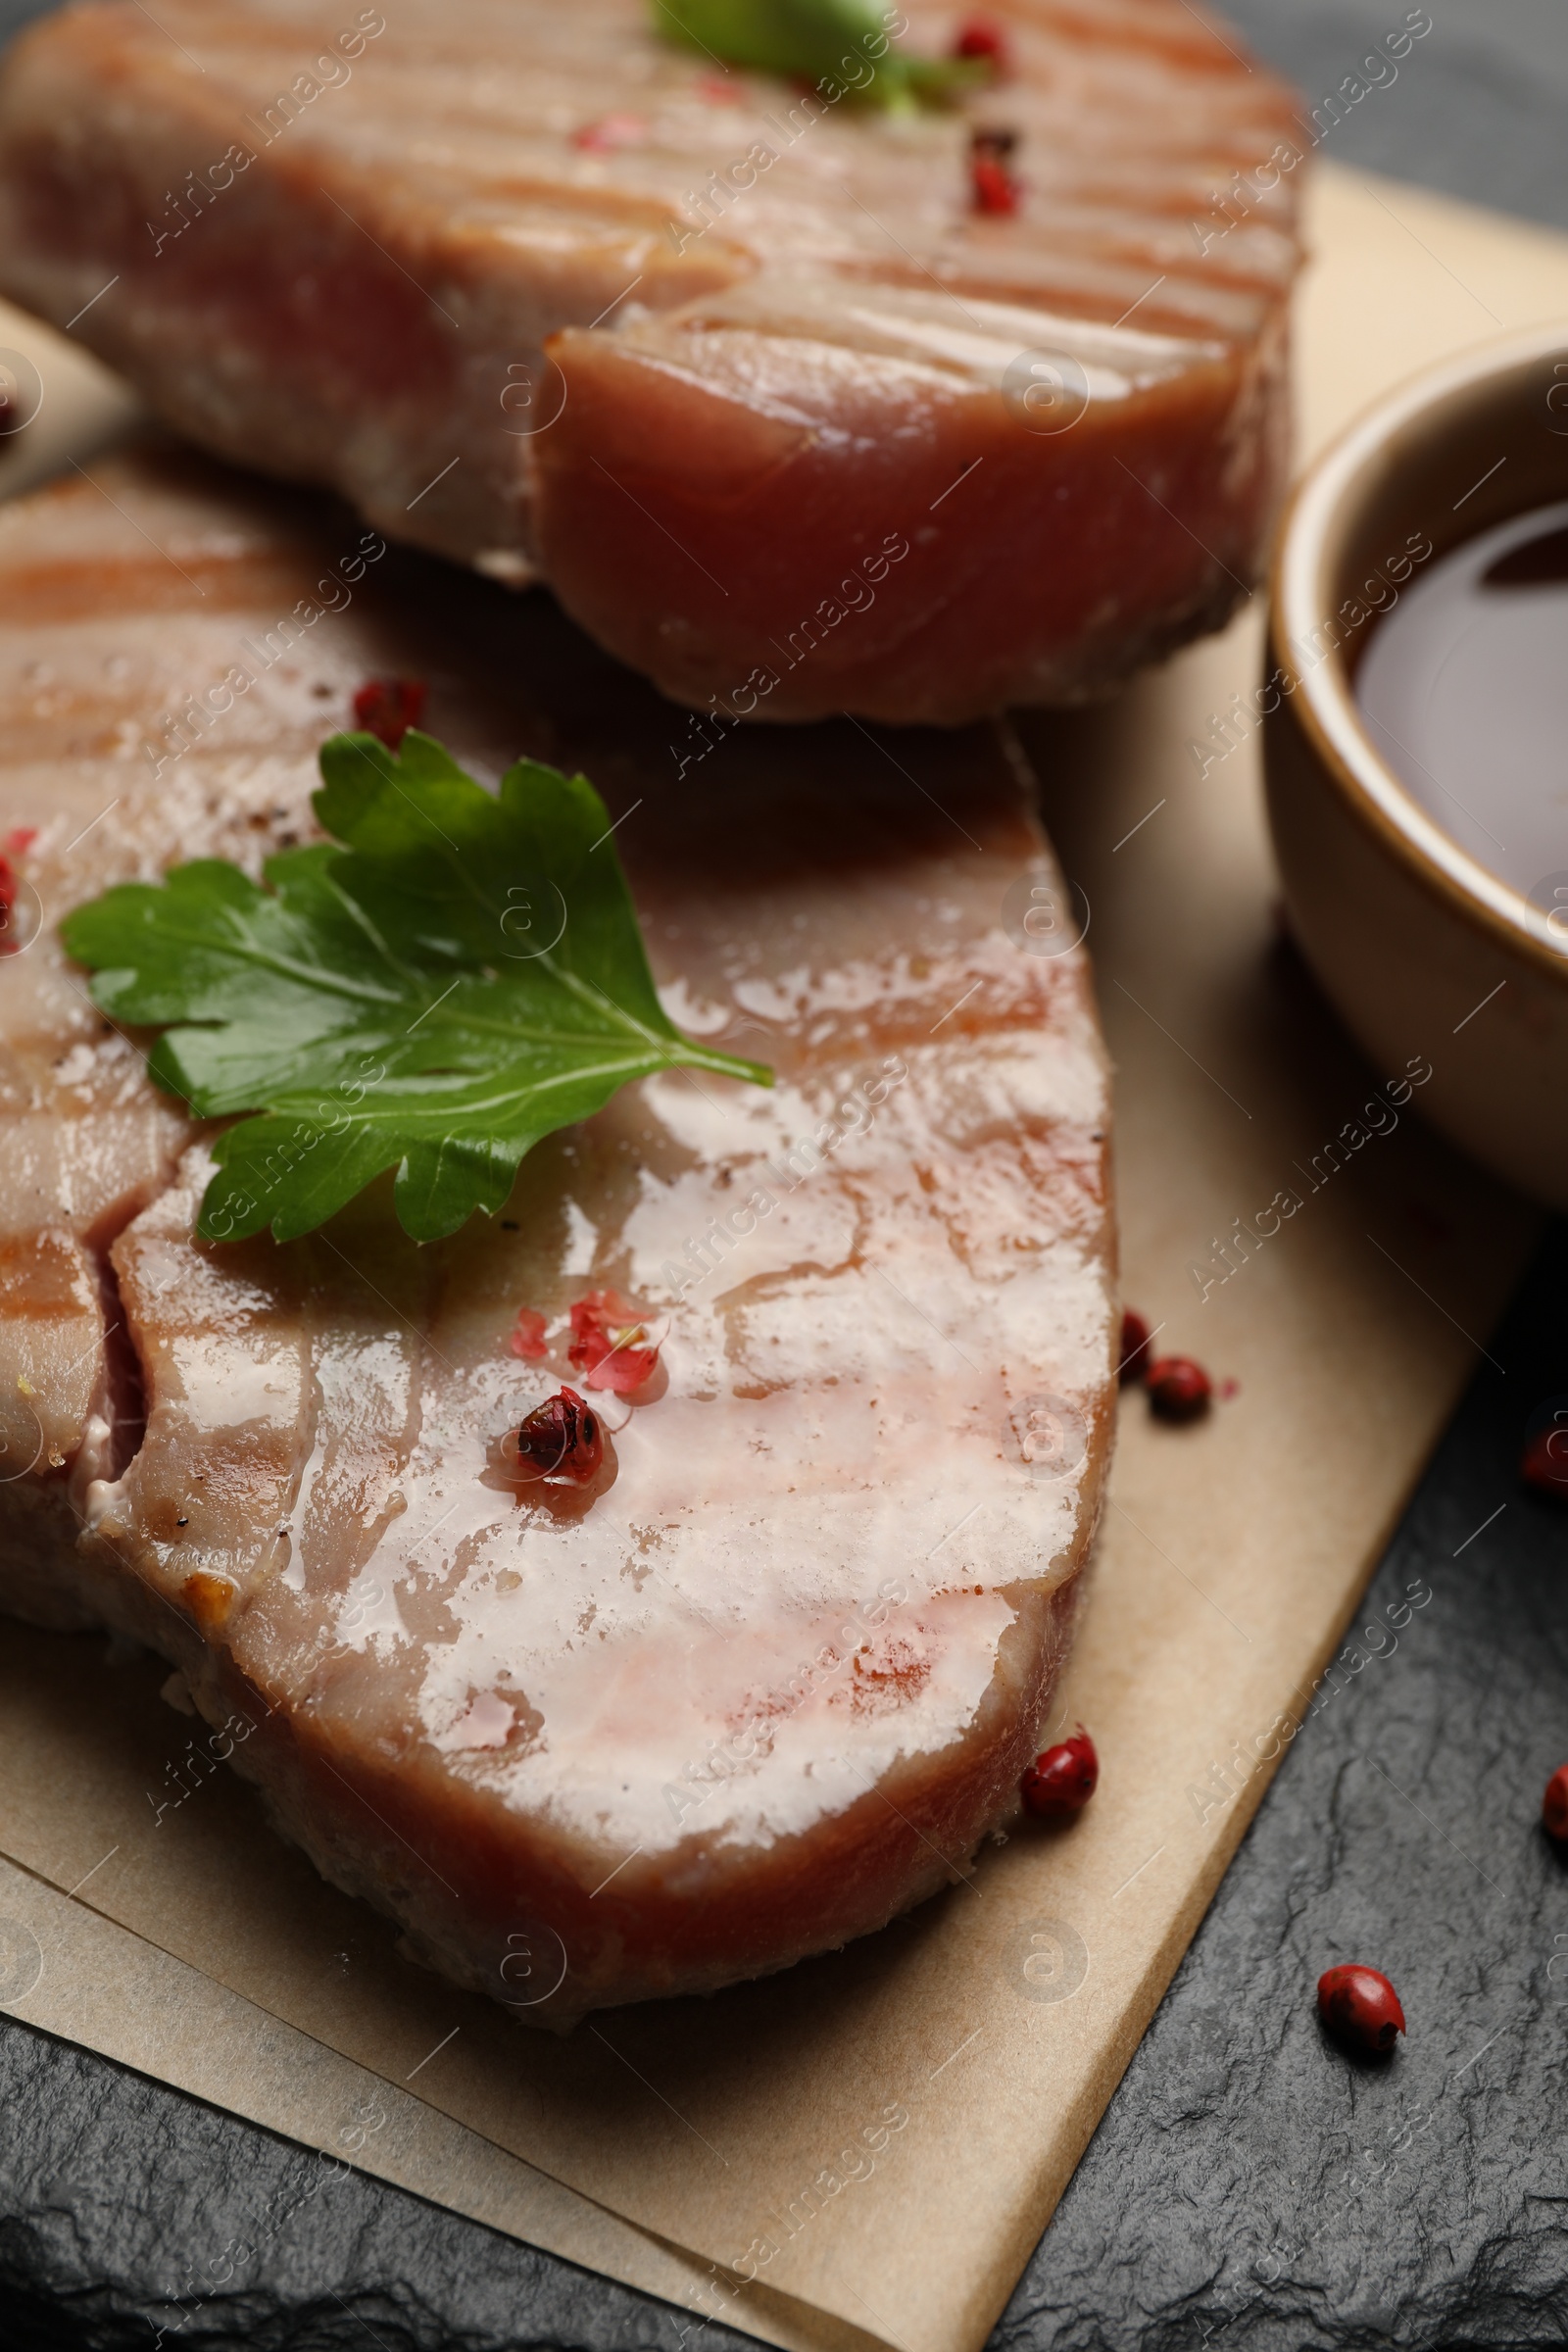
[1,2,1566,2347]
[999,1220,1568,2352]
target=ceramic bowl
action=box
[1264,321,1568,1211]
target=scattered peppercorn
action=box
[969,126,1020,216]
[1521,1423,1568,1500]
[1118,1308,1152,1384]
[1316,1963,1405,2055]
[353,677,427,750]
[1021,1726,1098,1818]
[1543,1763,1568,1842]
[567,1288,662,1393]
[1146,1355,1211,1421]
[509,1305,549,1362]
[513,1386,603,1485]
[952,14,1011,72]
[0,825,33,956]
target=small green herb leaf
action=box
[652,0,985,109]
[61,731,772,1245]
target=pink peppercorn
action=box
[1522,1425,1568,1499]
[514,1387,603,1485]
[953,15,1010,71]
[1317,1963,1405,2055]
[1146,1355,1211,1421]
[1118,1308,1152,1384]
[1021,1727,1098,1818]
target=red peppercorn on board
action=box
[0,164,1561,2352]
[0,0,1304,724]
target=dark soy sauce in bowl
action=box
[1356,499,1568,927]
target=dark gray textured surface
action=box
[1219,0,1568,232]
[1,2,1565,2348]
[998,1223,1568,2352]
[0,2018,749,2352]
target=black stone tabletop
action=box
[998,1220,1568,2352]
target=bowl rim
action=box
[1268,318,1568,985]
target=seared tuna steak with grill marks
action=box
[0,0,1303,722]
[0,444,1116,2023]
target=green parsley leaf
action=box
[652,0,986,109]
[61,730,772,1245]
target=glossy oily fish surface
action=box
[0,0,1304,720]
[0,446,1115,2023]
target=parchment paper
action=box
[0,162,1564,2352]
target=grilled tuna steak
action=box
[0,443,1114,2025]
[0,0,1303,723]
